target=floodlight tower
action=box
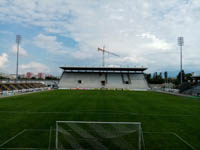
[178,37,184,84]
[98,46,120,67]
[16,35,21,81]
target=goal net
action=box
[56,121,143,150]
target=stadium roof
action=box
[60,67,147,72]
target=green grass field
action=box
[0,90,200,150]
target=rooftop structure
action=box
[60,67,147,73]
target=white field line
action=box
[25,129,198,150]
[25,129,50,131]
[144,131,197,150]
[48,127,52,150]
[0,128,197,150]
[130,113,192,117]
[25,129,56,132]
[0,148,46,150]
[172,132,197,150]
[0,129,51,150]
[144,131,174,134]
[0,110,193,117]
[0,129,27,147]
[141,129,146,150]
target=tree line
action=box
[145,70,193,85]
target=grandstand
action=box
[0,82,47,96]
[59,67,149,90]
[182,84,200,96]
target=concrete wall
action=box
[59,72,149,90]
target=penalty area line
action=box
[0,129,52,150]
[144,131,197,150]
[0,129,27,147]
[172,132,197,150]
[0,148,46,150]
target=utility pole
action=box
[16,35,21,81]
[178,37,184,85]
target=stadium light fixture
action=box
[16,35,21,81]
[177,37,184,85]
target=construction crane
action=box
[98,46,120,67]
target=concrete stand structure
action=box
[59,67,149,90]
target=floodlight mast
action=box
[16,35,21,81]
[97,46,120,67]
[178,37,184,85]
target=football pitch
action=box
[0,90,200,150]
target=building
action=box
[19,74,25,79]
[59,67,149,90]
[38,73,45,79]
[26,72,33,79]
[6,74,16,80]
[190,76,200,83]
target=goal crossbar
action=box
[56,121,141,125]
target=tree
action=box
[159,72,162,80]
[153,72,157,79]
[45,76,59,80]
[146,72,164,84]
[164,71,168,80]
[185,73,192,81]
[176,70,185,84]
[144,73,151,83]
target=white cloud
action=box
[1,0,200,73]
[33,33,69,54]
[19,62,50,73]
[33,33,95,60]
[0,53,8,68]
[11,44,28,56]
[140,33,172,50]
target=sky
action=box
[0,0,200,76]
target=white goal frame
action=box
[56,121,142,150]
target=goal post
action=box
[56,121,143,150]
